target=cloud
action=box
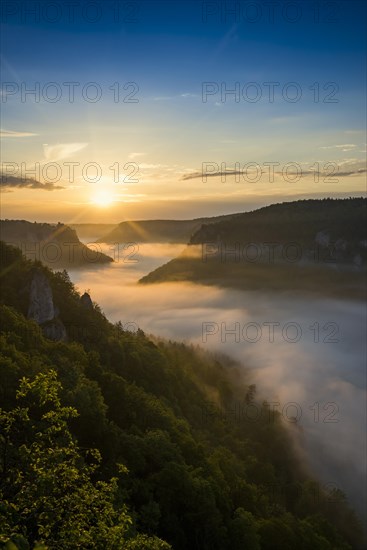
[139,163,169,169]
[128,152,146,160]
[180,93,198,98]
[0,129,38,138]
[319,144,357,151]
[181,167,367,181]
[297,168,366,178]
[152,93,198,101]
[319,144,356,148]
[0,174,64,191]
[43,142,88,162]
[337,168,366,177]
[181,169,263,181]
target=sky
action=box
[0,0,366,222]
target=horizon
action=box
[1,3,366,546]
[1,0,366,222]
[1,192,366,225]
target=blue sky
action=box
[1,0,366,221]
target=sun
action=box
[91,191,114,207]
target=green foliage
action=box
[0,241,363,549]
[229,508,260,550]
[0,370,169,549]
[123,534,172,549]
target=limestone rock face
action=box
[28,269,55,324]
[42,318,67,341]
[27,269,67,341]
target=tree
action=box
[229,508,260,550]
[0,370,171,550]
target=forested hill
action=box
[189,198,367,248]
[140,198,367,298]
[70,223,117,241]
[96,215,236,244]
[0,241,364,549]
[0,220,113,268]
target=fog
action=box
[68,243,366,521]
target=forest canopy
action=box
[0,240,364,549]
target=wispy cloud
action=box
[180,93,198,98]
[139,163,169,169]
[43,142,88,162]
[324,169,367,178]
[0,174,65,191]
[128,152,146,160]
[0,129,38,138]
[319,144,357,152]
[181,169,246,181]
[153,93,199,102]
[181,167,367,181]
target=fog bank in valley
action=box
[68,243,366,521]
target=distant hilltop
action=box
[95,214,237,244]
[140,198,367,299]
[0,220,113,268]
[189,197,367,251]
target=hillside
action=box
[189,198,367,249]
[70,223,117,241]
[96,215,238,244]
[140,199,367,299]
[0,220,113,268]
[0,240,364,549]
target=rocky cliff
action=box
[28,268,67,341]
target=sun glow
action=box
[91,191,114,207]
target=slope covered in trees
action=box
[0,241,364,549]
[96,215,236,244]
[0,220,113,268]
[140,198,367,298]
[189,198,367,248]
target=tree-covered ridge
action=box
[95,214,236,244]
[140,198,367,298]
[0,242,364,549]
[189,198,367,249]
[0,220,113,268]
